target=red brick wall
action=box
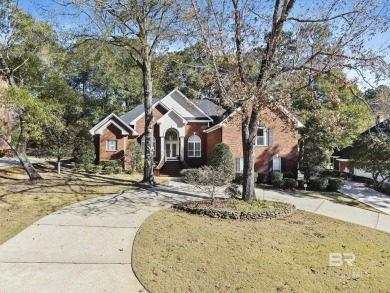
[135,105,167,134]
[335,160,353,173]
[222,107,299,174]
[98,124,128,166]
[206,128,223,163]
[184,122,209,167]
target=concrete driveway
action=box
[0,157,51,169]
[0,179,389,293]
[340,181,390,215]
[0,179,209,293]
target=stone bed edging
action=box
[173,200,295,220]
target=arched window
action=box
[141,136,156,157]
[188,135,201,157]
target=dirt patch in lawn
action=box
[0,163,167,244]
[133,209,390,293]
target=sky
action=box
[17,0,390,90]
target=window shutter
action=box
[267,129,273,146]
[281,158,286,173]
[269,158,273,172]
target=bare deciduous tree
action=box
[60,0,186,185]
[189,0,389,200]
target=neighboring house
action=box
[332,117,390,181]
[90,89,303,176]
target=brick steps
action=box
[159,160,183,177]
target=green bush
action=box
[257,172,269,184]
[114,166,123,174]
[180,169,199,182]
[100,160,120,169]
[269,172,283,182]
[74,163,83,170]
[310,178,329,191]
[272,179,285,189]
[284,178,298,189]
[84,163,95,173]
[210,143,235,181]
[92,165,103,174]
[72,138,95,164]
[283,172,295,179]
[234,172,244,184]
[253,172,258,183]
[327,178,345,191]
[104,166,114,174]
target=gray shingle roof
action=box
[120,98,161,124]
[119,98,226,124]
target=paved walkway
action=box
[1,179,389,293]
[339,181,390,215]
[255,188,390,233]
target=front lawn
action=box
[133,209,390,293]
[0,163,167,244]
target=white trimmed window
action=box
[188,135,201,157]
[141,136,156,157]
[236,157,244,172]
[256,127,267,146]
[106,140,118,151]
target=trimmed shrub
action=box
[310,178,329,191]
[257,172,269,184]
[283,171,295,179]
[114,166,123,174]
[272,179,285,189]
[180,169,199,182]
[210,143,235,181]
[328,178,345,191]
[74,163,83,170]
[100,160,120,169]
[104,166,114,174]
[84,163,95,173]
[92,165,103,174]
[269,172,283,182]
[73,138,95,164]
[234,172,244,184]
[284,178,298,189]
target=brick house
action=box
[90,89,303,176]
[332,117,390,180]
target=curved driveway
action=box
[0,179,389,293]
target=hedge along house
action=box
[90,89,304,176]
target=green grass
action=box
[0,163,167,244]
[133,209,390,293]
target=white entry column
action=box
[160,136,165,159]
[180,136,185,161]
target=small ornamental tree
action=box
[72,137,95,164]
[183,166,231,204]
[210,143,235,181]
[126,141,143,173]
[300,141,328,179]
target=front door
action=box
[165,142,178,159]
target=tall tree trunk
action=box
[241,108,260,200]
[6,140,42,180]
[11,116,42,180]
[141,48,155,185]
